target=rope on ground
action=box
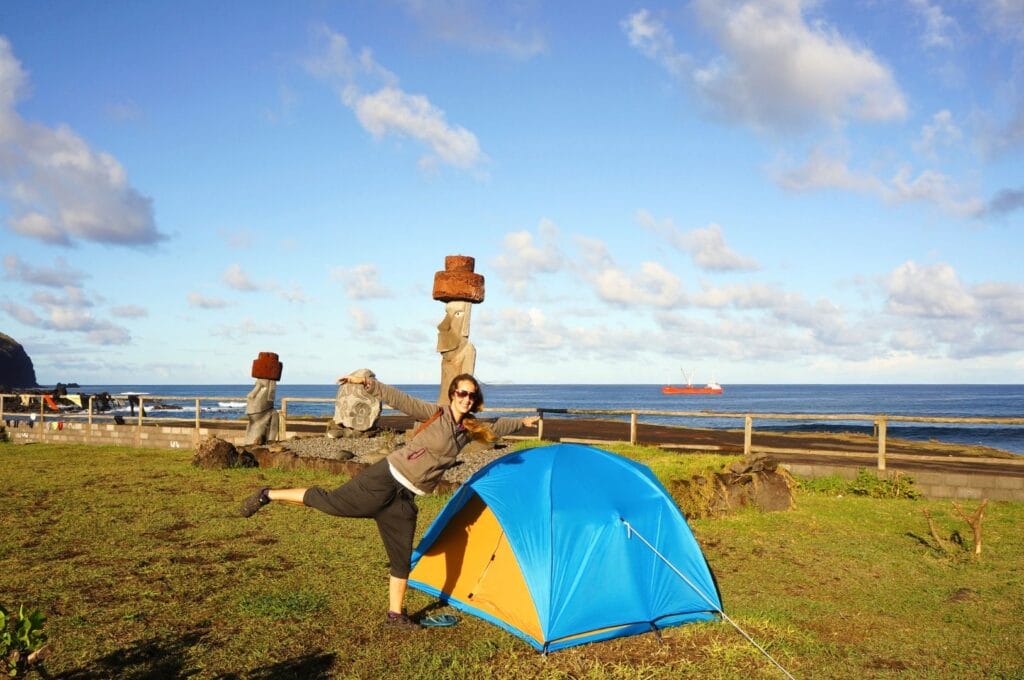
[622,519,796,680]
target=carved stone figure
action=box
[332,367,381,434]
[245,352,282,445]
[432,255,485,404]
[436,301,476,404]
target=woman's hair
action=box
[448,374,497,443]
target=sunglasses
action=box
[452,389,478,400]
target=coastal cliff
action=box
[0,332,38,388]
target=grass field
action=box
[1,441,1022,679]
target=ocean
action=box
[63,383,1024,455]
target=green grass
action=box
[2,441,1022,679]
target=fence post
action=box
[88,396,93,429]
[744,416,753,456]
[0,394,4,422]
[630,412,637,445]
[537,411,545,441]
[279,399,288,439]
[876,417,887,471]
[136,397,145,446]
[40,396,45,425]
[194,398,201,446]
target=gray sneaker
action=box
[240,487,270,517]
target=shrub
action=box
[800,468,920,500]
[1,604,47,677]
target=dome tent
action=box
[408,443,722,652]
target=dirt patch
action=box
[867,657,909,671]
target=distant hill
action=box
[0,332,38,388]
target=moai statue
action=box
[245,352,282,445]
[329,367,382,438]
[433,255,484,404]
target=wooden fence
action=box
[3,392,1023,470]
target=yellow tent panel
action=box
[409,494,543,643]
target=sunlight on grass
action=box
[1,440,1022,678]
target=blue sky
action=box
[1,0,1022,385]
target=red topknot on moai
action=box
[246,352,282,445]
[434,255,483,404]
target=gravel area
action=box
[279,432,517,486]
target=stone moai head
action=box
[437,300,472,351]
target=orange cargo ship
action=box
[661,371,723,395]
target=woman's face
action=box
[450,379,478,420]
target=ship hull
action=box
[661,386,723,395]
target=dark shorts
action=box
[303,458,418,579]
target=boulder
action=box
[0,332,38,388]
[670,455,796,518]
[192,437,255,469]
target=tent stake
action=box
[622,519,796,680]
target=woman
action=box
[240,372,539,627]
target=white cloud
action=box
[636,210,759,272]
[3,254,87,287]
[0,38,163,246]
[690,281,782,309]
[32,288,93,308]
[493,307,564,350]
[776,147,983,217]
[683,224,759,271]
[913,110,962,158]
[775,146,885,193]
[1,294,131,345]
[979,0,1024,44]
[624,1,907,132]
[885,261,977,319]
[888,165,984,217]
[222,263,262,292]
[187,292,229,309]
[210,318,288,340]
[348,305,376,332]
[575,236,685,308]
[492,219,564,298]
[104,100,142,122]
[353,87,483,169]
[276,284,311,303]
[622,9,690,78]
[907,0,957,49]
[399,0,546,59]
[220,228,256,249]
[307,27,485,170]
[110,304,147,318]
[331,263,393,299]
[973,282,1024,323]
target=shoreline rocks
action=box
[0,332,38,389]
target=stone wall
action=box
[783,462,1024,502]
[3,419,258,450]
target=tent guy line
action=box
[623,519,796,680]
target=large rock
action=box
[670,455,796,519]
[192,437,256,469]
[0,332,38,388]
